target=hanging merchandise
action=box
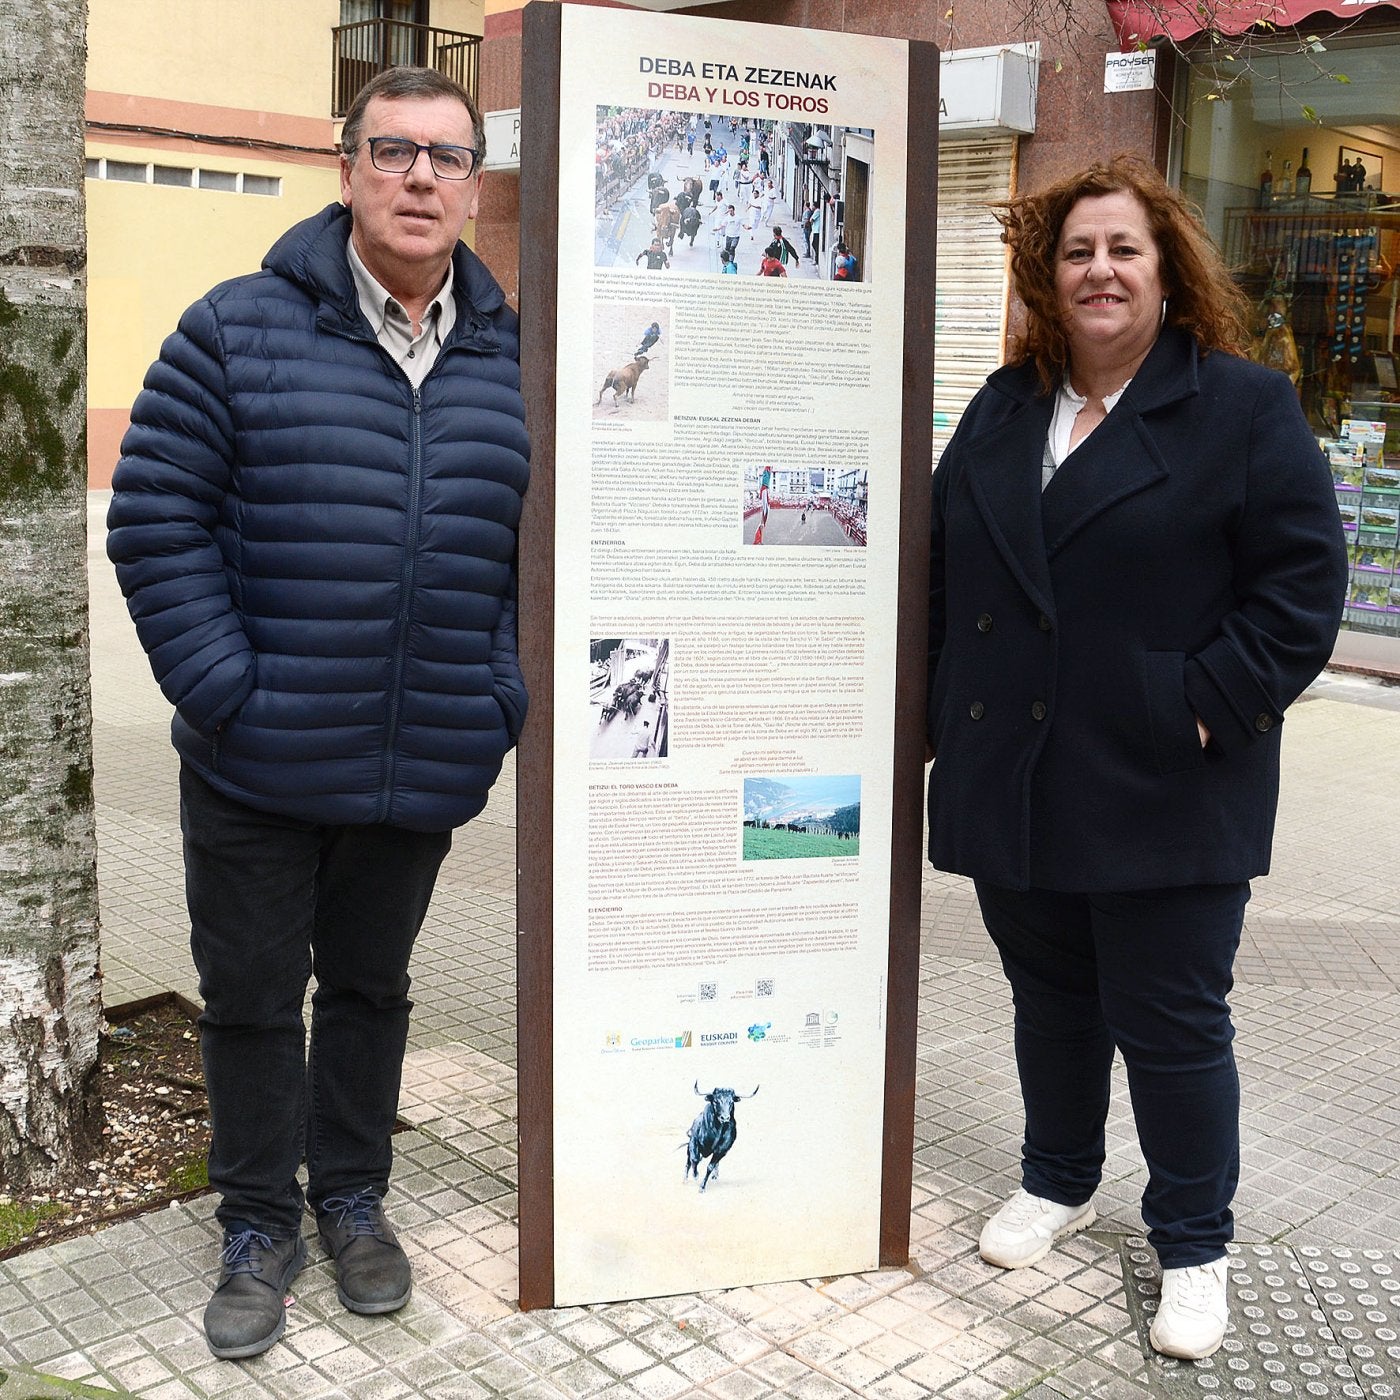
[1250,296,1302,385]
[1330,229,1378,366]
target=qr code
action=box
[699,982,718,1001]
[755,979,775,998]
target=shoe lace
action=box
[1165,1262,1223,1311]
[220,1228,274,1275]
[321,1190,384,1238]
[1000,1189,1050,1228]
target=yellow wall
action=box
[435,0,487,34]
[86,0,485,484]
[86,147,341,412]
[88,0,339,117]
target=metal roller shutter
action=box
[934,137,1015,461]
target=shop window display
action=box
[1179,33,1400,639]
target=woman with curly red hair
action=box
[925,156,1347,1358]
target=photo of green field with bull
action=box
[742,775,860,859]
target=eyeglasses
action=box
[358,137,479,180]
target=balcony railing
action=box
[332,19,481,120]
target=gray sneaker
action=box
[317,1190,412,1314]
[204,1226,306,1359]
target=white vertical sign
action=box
[550,4,911,1305]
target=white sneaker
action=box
[978,1187,1096,1269]
[1150,1257,1230,1359]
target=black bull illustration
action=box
[685,1081,759,1191]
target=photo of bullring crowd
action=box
[743,463,868,547]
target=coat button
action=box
[1037,613,1052,632]
[976,613,993,633]
[1030,700,1047,721]
[1254,713,1274,733]
[969,701,985,720]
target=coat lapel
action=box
[964,382,1057,619]
[1040,328,1199,557]
[1039,410,1169,557]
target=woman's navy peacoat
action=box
[926,328,1348,892]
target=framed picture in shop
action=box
[1338,145,1384,192]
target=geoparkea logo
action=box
[631,1030,692,1049]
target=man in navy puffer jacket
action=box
[107,67,528,1360]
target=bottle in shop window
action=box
[1278,159,1294,196]
[1259,150,1274,206]
[1296,148,1312,196]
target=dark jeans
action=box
[181,765,451,1236]
[975,879,1250,1268]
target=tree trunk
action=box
[0,0,103,1190]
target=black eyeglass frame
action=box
[356,136,481,180]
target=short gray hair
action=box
[341,66,484,164]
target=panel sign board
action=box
[516,1,935,1310]
[1104,49,1157,93]
[484,107,522,171]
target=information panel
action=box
[524,2,932,1308]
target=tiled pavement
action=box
[1,493,1397,1399]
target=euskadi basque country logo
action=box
[699,1030,739,1046]
[747,1022,771,1042]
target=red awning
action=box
[1108,0,1397,48]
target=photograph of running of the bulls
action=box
[594,106,871,282]
[742,463,867,547]
[590,638,670,761]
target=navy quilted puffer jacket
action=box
[107,204,530,831]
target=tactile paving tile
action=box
[1119,1239,1400,1398]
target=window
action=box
[84,159,282,198]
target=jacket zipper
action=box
[378,385,424,822]
[320,305,503,822]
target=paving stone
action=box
[8,527,1391,1400]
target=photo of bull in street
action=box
[685,1082,759,1192]
[595,105,874,281]
[592,301,671,421]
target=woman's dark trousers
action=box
[181,765,451,1237]
[975,880,1250,1268]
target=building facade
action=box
[85,0,484,487]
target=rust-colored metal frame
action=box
[883,37,937,1265]
[517,0,562,1315]
[515,1,937,1306]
